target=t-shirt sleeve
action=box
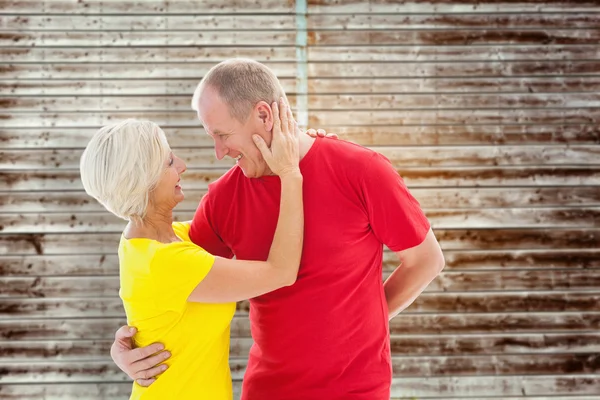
[189,189,234,259]
[361,152,431,252]
[151,242,215,311]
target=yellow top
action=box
[119,222,236,400]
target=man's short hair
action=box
[80,119,170,224]
[191,58,287,122]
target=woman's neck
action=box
[124,210,180,243]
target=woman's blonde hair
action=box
[80,119,170,224]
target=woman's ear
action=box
[256,101,274,132]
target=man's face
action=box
[197,86,272,178]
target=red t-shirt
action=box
[190,138,430,400]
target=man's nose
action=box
[214,142,229,160]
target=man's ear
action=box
[255,101,274,132]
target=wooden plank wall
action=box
[1,1,600,399]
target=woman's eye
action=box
[169,158,174,166]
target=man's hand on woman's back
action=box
[111,325,171,387]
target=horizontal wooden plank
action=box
[3,14,598,31]
[1,291,598,318]
[309,76,600,94]
[4,167,600,192]
[4,44,599,63]
[3,312,600,341]
[309,109,600,126]
[0,78,298,96]
[307,29,600,46]
[2,46,297,63]
[0,31,297,47]
[308,44,600,62]
[2,249,599,278]
[4,333,599,361]
[333,125,600,146]
[0,359,243,382]
[0,62,297,80]
[1,354,599,382]
[4,145,600,170]
[3,109,600,128]
[5,93,600,112]
[3,187,599,214]
[307,61,600,78]
[307,13,600,30]
[0,339,252,361]
[3,229,597,256]
[4,77,600,97]
[307,1,600,13]
[4,61,599,80]
[3,207,600,234]
[1,0,294,14]
[1,376,599,399]
[0,169,225,191]
[309,93,600,110]
[0,15,297,31]
[1,94,301,112]
[2,269,600,298]
[3,124,599,148]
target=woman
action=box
[80,99,302,400]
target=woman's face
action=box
[150,151,187,212]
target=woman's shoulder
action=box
[172,221,192,240]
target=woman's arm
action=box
[188,98,304,303]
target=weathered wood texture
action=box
[2,0,600,398]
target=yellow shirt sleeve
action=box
[150,240,215,312]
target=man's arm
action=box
[357,152,444,319]
[383,229,445,320]
[110,326,171,385]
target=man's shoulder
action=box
[317,138,379,168]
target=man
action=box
[111,58,445,399]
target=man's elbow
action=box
[432,246,446,276]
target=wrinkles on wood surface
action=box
[2,229,599,256]
[0,62,298,80]
[2,187,600,214]
[4,93,600,112]
[1,291,598,319]
[4,77,600,96]
[1,377,599,398]
[307,0,600,13]
[3,46,297,63]
[3,145,600,170]
[4,45,600,64]
[306,13,600,30]
[3,167,600,191]
[3,125,599,148]
[2,249,599,277]
[2,208,600,234]
[3,61,600,80]
[1,15,297,31]
[1,335,600,362]
[0,31,297,47]
[2,269,600,298]
[3,14,599,31]
[1,354,598,381]
[307,29,600,46]
[2,0,294,14]
[2,109,600,128]
[2,313,600,340]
